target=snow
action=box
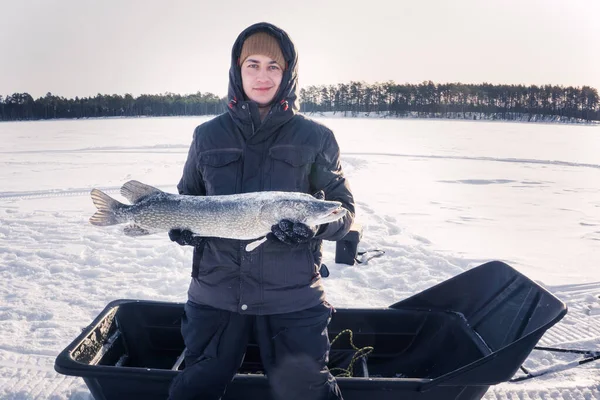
[0,116,599,399]
[313,111,600,125]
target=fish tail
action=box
[89,189,127,226]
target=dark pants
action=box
[168,301,343,400]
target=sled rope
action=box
[329,329,374,377]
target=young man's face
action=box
[241,54,283,106]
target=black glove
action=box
[267,219,318,246]
[313,190,325,200]
[168,229,204,247]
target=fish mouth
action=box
[331,207,344,216]
[328,207,345,219]
[309,205,347,226]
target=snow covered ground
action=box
[0,116,599,399]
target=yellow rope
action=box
[329,329,374,377]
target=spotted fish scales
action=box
[89,180,346,250]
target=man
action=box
[168,22,354,400]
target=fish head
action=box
[303,198,347,226]
[266,194,347,227]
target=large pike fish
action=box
[89,180,346,251]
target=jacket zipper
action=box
[248,106,255,136]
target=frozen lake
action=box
[3,116,598,284]
[0,116,599,399]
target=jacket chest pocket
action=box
[197,149,242,195]
[268,146,315,192]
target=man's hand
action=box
[267,219,318,245]
[168,229,204,247]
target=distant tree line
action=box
[300,81,600,122]
[0,92,226,121]
[1,81,599,122]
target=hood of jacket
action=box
[227,22,299,138]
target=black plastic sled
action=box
[54,261,567,400]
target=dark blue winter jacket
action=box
[177,22,355,315]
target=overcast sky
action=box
[1,0,598,99]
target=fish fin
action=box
[120,180,163,204]
[245,237,268,252]
[123,224,152,236]
[90,189,126,226]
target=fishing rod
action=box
[510,346,600,382]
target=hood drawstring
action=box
[280,99,289,112]
[228,96,238,110]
